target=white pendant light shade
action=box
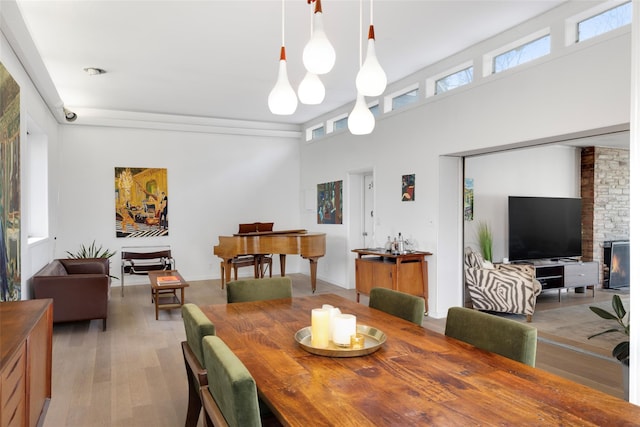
[356,25,387,96]
[303,1,336,75]
[298,71,325,105]
[348,92,375,135]
[268,47,298,115]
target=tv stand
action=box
[532,260,598,301]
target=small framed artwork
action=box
[464,178,474,221]
[317,180,343,224]
[402,174,415,201]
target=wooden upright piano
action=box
[213,229,326,292]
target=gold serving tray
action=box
[295,324,386,357]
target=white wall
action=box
[1,31,60,299]
[57,125,301,283]
[464,145,581,262]
[300,6,631,317]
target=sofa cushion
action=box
[35,260,67,276]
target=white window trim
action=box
[482,27,551,77]
[328,114,349,134]
[565,0,630,46]
[305,123,325,141]
[384,83,420,114]
[426,60,474,97]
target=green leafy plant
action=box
[66,240,116,259]
[476,221,493,262]
[588,294,629,365]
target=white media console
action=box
[529,260,599,301]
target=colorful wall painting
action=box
[115,167,169,237]
[464,178,474,221]
[402,174,415,201]
[317,180,343,224]
[0,62,21,301]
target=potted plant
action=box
[588,294,629,399]
[476,221,493,262]
[66,240,118,279]
[66,240,116,259]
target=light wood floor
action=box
[42,275,625,427]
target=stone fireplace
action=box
[581,147,630,287]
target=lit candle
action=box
[311,308,330,348]
[332,314,356,347]
[350,333,365,349]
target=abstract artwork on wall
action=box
[0,62,21,301]
[402,174,415,201]
[115,167,169,237]
[317,180,343,224]
[464,178,474,221]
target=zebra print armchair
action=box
[464,249,541,322]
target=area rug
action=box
[522,296,630,359]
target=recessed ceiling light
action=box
[83,67,106,75]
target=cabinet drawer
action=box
[1,344,26,427]
[564,262,598,287]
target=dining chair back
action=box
[368,287,425,326]
[201,335,262,427]
[226,277,292,303]
[444,306,537,367]
[181,303,216,427]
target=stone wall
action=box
[581,146,630,285]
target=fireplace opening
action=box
[603,240,630,289]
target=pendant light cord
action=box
[370,0,373,25]
[359,0,363,67]
[281,0,285,46]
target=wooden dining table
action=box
[199,294,640,426]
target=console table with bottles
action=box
[352,248,432,308]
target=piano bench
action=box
[219,256,272,289]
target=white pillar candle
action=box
[332,314,356,346]
[322,304,341,335]
[311,308,330,348]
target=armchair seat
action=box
[464,249,541,322]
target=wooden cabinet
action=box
[352,249,431,307]
[0,299,53,427]
[534,261,599,301]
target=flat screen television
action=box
[508,196,582,262]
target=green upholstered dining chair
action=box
[200,335,262,427]
[181,303,216,427]
[226,277,292,303]
[368,287,425,326]
[444,306,538,367]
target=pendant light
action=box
[348,0,375,135]
[298,72,325,105]
[298,5,326,105]
[356,0,386,97]
[302,0,336,75]
[348,92,375,135]
[268,0,297,115]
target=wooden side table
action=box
[148,270,189,320]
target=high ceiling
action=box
[7,0,571,127]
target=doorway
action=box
[347,170,374,289]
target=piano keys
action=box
[214,229,326,292]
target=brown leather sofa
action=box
[33,258,110,330]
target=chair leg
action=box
[183,359,202,427]
[185,378,202,427]
[526,314,532,323]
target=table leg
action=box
[180,287,185,305]
[279,254,287,277]
[154,289,159,320]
